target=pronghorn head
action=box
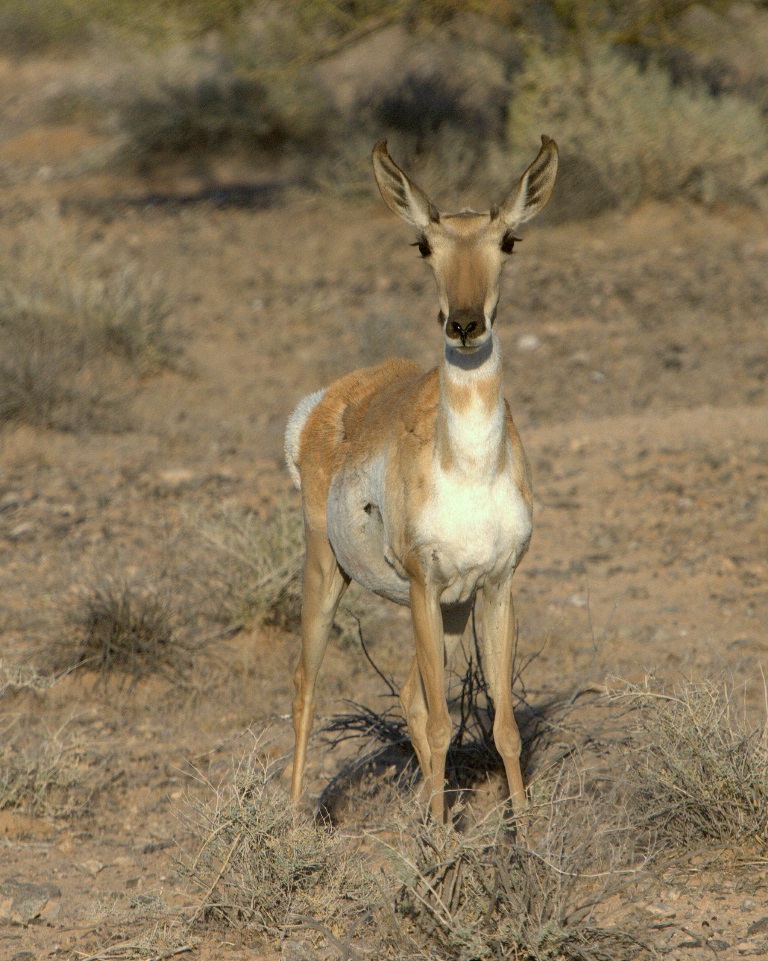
[372,136,558,353]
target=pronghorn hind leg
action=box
[481,580,526,816]
[290,525,349,804]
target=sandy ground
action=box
[0,82,767,959]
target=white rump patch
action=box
[284,389,326,489]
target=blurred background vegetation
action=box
[1,0,767,214]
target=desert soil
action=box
[1,61,767,961]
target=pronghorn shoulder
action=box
[296,360,425,519]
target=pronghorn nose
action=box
[444,312,486,346]
[449,321,475,345]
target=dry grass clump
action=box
[192,503,376,641]
[508,46,768,214]
[0,718,105,816]
[0,215,176,431]
[193,503,305,630]
[63,580,192,684]
[0,0,92,55]
[0,661,58,699]
[179,753,377,941]
[617,679,768,851]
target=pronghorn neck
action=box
[437,331,506,478]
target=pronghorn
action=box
[285,136,558,821]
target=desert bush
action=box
[508,46,768,213]
[0,216,176,430]
[0,718,105,816]
[0,661,58,699]
[180,739,649,960]
[375,784,645,961]
[618,679,768,850]
[0,0,92,55]
[193,503,305,630]
[108,40,336,168]
[63,580,192,684]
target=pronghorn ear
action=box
[498,135,558,227]
[372,140,439,229]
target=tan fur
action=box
[288,137,557,822]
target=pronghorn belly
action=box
[327,460,410,606]
[419,468,532,605]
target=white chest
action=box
[416,458,532,602]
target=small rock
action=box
[589,370,606,383]
[7,522,34,542]
[0,877,61,925]
[568,350,590,366]
[282,941,316,961]
[737,940,764,955]
[156,468,199,490]
[517,333,541,352]
[644,901,677,918]
[76,859,105,877]
[565,594,588,608]
[0,493,21,512]
[747,917,768,936]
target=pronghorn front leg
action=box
[408,570,452,821]
[400,599,473,804]
[481,578,526,815]
[290,526,349,804]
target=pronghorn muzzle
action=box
[441,309,487,347]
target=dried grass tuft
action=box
[373,783,647,961]
[179,738,651,960]
[508,47,768,214]
[191,502,375,641]
[616,678,768,850]
[63,580,192,685]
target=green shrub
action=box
[508,46,768,212]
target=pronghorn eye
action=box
[410,237,432,258]
[501,232,521,255]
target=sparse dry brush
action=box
[25,0,767,212]
[0,214,177,431]
[0,717,106,817]
[178,675,768,958]
[179,753,377,941]
[191,502,377,641]
[193,503,305,631]
[180,745,650,960]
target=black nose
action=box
[445,312,486,346]
[448,321,475,345]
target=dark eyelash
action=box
[410,237,432,257]
[501,232,522,254]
